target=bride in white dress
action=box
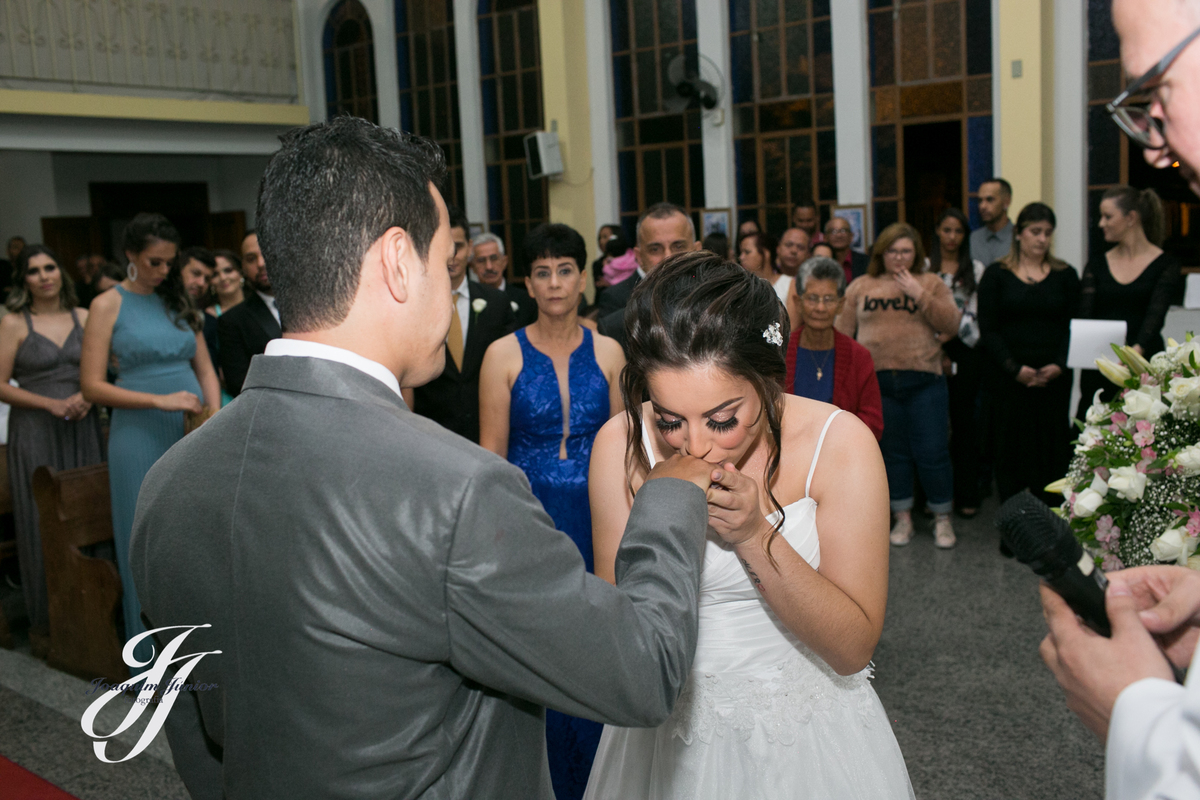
[584,252,913,799]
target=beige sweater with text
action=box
[834,273,961,374]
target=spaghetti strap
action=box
[69,308,81,330]
[640,416,658,469]
[804,409,842,498]
[21,309,33,335]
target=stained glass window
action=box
[323,0,379,123]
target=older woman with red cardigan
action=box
[783,256,883,440]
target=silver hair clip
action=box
[762,322,783,347]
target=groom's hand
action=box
[646,454,719,495]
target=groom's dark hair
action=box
[257,115,447,332]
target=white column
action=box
[360,0,400,129]
[1054,0,1087,271]
[297,0,335,123]
[586,0,619,227]
[453,0,488,229]
[696,0,734,212]
[830,0,872,221]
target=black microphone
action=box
[995,490,1111,636]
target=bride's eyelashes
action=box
[654,417,739,433]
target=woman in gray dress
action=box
[0,245,105,656]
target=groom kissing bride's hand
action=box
[129,117,717,800]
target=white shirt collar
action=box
[636,266,646,280]
[263,339,401,398]
[451,279,470,300]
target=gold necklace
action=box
[806,346,832,381]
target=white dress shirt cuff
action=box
[1107,677,1191,800]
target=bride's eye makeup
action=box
[655,417,683,432]
[654,415,739,433]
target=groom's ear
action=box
[378,226,413,304]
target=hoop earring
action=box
[128,264,138,282]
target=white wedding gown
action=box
[584,410,914,799]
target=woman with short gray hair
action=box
[784,257,884,440]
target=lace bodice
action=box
[641,410,873,744]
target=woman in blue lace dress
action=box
[81,213,221,663]
[479,223,626,800]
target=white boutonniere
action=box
[471,298,487,322]
[511,300,519,313]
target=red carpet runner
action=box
[0,755,80,799]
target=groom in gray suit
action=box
[130,116,716,799]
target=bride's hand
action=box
[706,462,771,547]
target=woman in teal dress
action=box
[479,224,626,800]
[81,213,221,662]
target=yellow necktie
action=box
[448,299,464,369]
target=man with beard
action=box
[968,178,1013,267]
[219,230,281,396]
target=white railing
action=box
[0,0,299,103]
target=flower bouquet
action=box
[1048,336,1200,570]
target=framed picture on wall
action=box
[701,208,731,238]
[833,205,869,251]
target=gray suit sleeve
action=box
[445,462,707,727]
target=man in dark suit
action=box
[131,115,718,800]
[597,202,701,351]
[825,216,870,283]
[406,208,514,443]
[470,231,537,326]
[218,230,281,396]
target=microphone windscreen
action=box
[994,490,1082,578]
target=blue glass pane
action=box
[967,197,981,230]
[396,35,410,90]
[618,150,638,213]
[395,0,406,33]
[816,128,836,200]
[487,164,503,222]
[1089,104,1120,185]
[1088,0,1118,62]
[478,17,495,76]
[481,78,499,135]
[730,0,750,33]
[736,138,757,206]
[477,0,490,13]
[874,201,898,233]
[812,0,829,16]
[689,142,705,208]
[400,93,413,132]
[611,0,629,52]
[613,54,632,119]
[872,125,897,197]
[965,0,991,76]
[324,51,336,105]
[682,0,697,41]
[731,35,752,104]
[967,114,993,192]
[323,13,335,50]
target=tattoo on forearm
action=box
[740,558,765,593]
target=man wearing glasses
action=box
[1038,4,1200,799]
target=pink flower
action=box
[1111,412,1129,426]
[1138,448,1158,473]
[1102,553,1125,571]
[1095,515,1121,544]
[1188,511,1200,538]
[1133,421,1156,448]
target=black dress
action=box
[1076,251,1182,418]
[977,264,1080,505]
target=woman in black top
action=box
[1077,186,1182,418]
[978,203,1080,505]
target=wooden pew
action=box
[33,464,128,682]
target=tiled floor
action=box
[0,494,1102,799]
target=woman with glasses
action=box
[1077,186,1181,418]
[977,203,1080,506]
[836,223,961,548]
[929,209,988,518]
[783,256,883,440]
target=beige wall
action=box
[538,0,598,301]
[996,0,1054,217]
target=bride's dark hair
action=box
[621,250,790,550]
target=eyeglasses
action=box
[884,248,915,258]
[801,294,840,306]
[1107,23,1200,149]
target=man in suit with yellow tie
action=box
[406,206,515,442]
